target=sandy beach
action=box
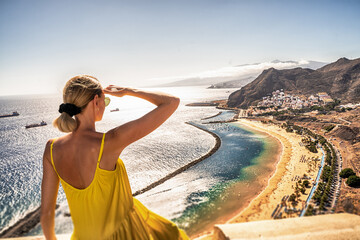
[194,117,325,240]
[227,119,323,223]
[2,117,327,239]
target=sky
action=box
[0,0,360,96]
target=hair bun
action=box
[59,103,81,117]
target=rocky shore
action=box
[0,205,59,238]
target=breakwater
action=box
[0,122,222,237]
[133,122,221,196]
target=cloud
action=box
[147,60,314,84]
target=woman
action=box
[40,75,189,240]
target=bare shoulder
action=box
[42,139,54,167]
[43,137,62,163]
[44,138,55,155]
[44,137,59,152]
[104,129,124,154]
[44,138,55,152]
[45,138,54,147]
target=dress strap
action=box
[50,138,60,177]
[97,133,106,164]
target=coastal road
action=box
[338,118,352,125]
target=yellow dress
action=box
[50,133,189,240]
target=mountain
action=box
[149,60,327,88]
[227,57,360,109]
[208,61,327,89]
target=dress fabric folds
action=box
[50,133,189,240]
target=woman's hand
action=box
[103,85,132,97]
[105,87,180,157]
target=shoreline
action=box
[191,120,283,239]
[227,119,288,223]
[229,121,283,221]
[1,122,222,238]
[1,113,309,239]
[228,119,322,223]
[0,205,59,238]
[194,118,323,239]
[1,117,312,239]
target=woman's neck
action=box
[75,115,96,133]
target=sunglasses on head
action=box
[104,97,111,107]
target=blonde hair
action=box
[53,75,102,132]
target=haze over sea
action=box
[0,86,279,236]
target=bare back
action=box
[51,132,117,189]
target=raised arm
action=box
[40,140,59,240]
[104,86,180,157]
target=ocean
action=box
[0,86,279,236]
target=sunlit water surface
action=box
[0,86,278,236]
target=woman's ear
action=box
[93,94,100,107]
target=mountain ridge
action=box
[227,57,360,109]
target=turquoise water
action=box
[0,86,279,237]
[0,86,231,234]
[136,121,280,235]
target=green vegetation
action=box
[303,180,310,188]
[318,136,327,145]
[291,124,338,211]
[292,125,303,135]
[305,204,314,216]
[324,98,341,111]
[257,110,288,117]
[286,127,293,133]
[296,180,307,194]
[274,123,338,213]
[310,105,324,111]
[305,141,318,153]
[289,193,296,202]
[323,124,335,132]
[346,175,360,188]
[321,166,331,182]
[301,135,318,153]
[313,182,325,203]
[339,168,356,178]
[314,141,336,210]
[288,193,298,208]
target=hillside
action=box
[227,57,360,109]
